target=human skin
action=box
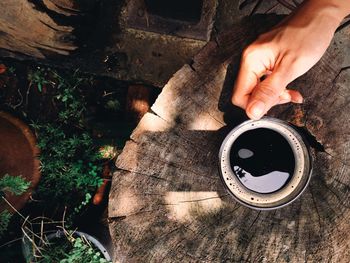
[231,0,350,120]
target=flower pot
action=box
[0,111,40,212]
[22,229,112,262]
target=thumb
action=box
[246,71,288,120]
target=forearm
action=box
[281,0,350,41]
[232,0,350,119]
[307,0,350,23]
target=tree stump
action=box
[108,15,350,262]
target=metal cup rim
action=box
[218,117,313,210]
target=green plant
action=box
[0,174,30,237]
[0,211,12,237]
[32,123,102,210]
[30,69,102,220]
[104,99,120,111]
[22,217,111,263]
[28,67,51,92]
[74,193,92,214]
[0,174,30,196]
[53,70,92,126]
[40,234,109,263]
[8,66,16,74]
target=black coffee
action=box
[230,128,295,194]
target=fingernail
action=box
[280,92,291,101]
[296,97,303,103]
[248,101,265,119]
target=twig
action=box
[25,81,32,107]
[102,91,116,97]
[29,196,42,202]
[21,217,45,258]
[0,237,23,248]
[41,219,44,242]
[1,196,26,220]
[12,88,24,109]
[62,206,67,230]
[31,220,64,225]
[23,226,49,246]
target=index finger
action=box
[231,51,269,109]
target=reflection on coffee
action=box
[230,128,295,193]
[219,117,312,210]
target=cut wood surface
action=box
[109,15,350,263]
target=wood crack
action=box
[108,12,350,262]
[164,194,229,205]
[308,186,323,232]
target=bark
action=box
[0,0,79,59]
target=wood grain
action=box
[0,0,77,59]
[109,13,350,263]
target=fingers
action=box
[285,89,303,103]
[278,90,291,104]
[278,89,303,105]
[246,71,287,120]
[280,90,291,100]
[231,48,270,109]
[232,46,304,119]
[246,71,304,119]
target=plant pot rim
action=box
[0,111,41,212]
[22,229,112,262]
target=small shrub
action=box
[28,67,51,92]
[0,174,30,237]
[22,217,111,263]
[53,70,92,126]
[33,123,102,205]
[31,69,102,220]
[0,211,12,237]
[0,174,30,196]
[40,235,110,263]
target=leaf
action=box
[0,174,30,195]
[38,82,42,92]
[0,211,12,237]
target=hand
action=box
[232,0,350,120]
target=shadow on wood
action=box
[108,15,350,262]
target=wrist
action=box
[307,0,350,23]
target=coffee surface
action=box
[230,128,295,193]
